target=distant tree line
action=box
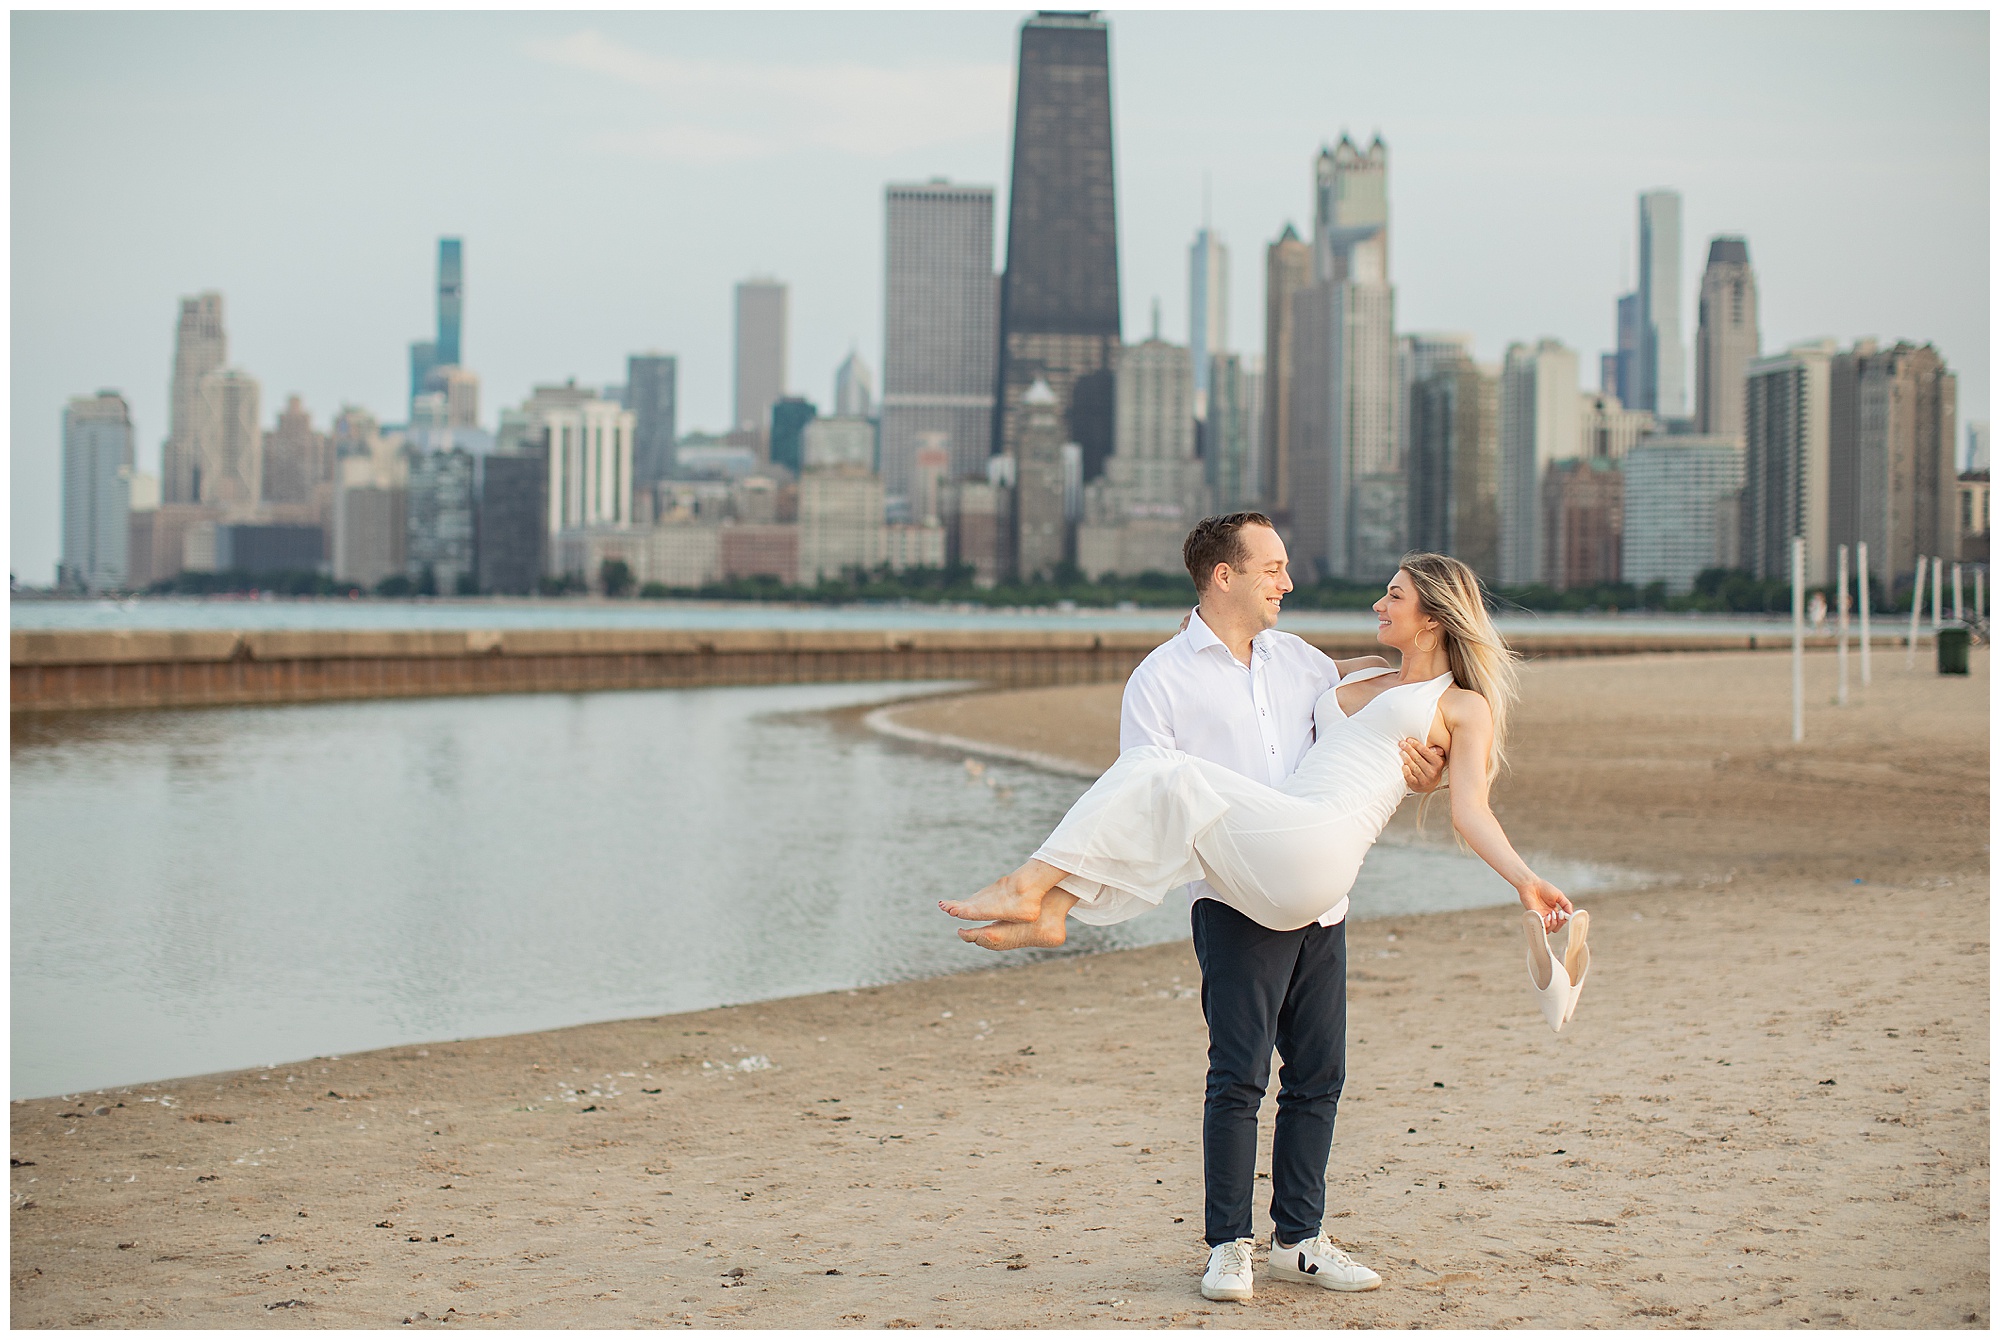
[137,559,1923,617]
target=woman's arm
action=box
[1436,688,1574,931]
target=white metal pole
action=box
[1932,556,1944,629]
[1792,535,1805,743]
[1906,557,1926,669]
[1952,563,1964,623]
[1836,544,1849,705]
[1858,541,1872,686]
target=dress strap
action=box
[1335,665,1398,687]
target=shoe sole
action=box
[1200,1283,1252,1302]
[1267,1260,1382,1292]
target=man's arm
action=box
[1120,662,1177,753]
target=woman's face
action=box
[1372,570,1438,650]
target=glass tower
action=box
[437,238,463,368]
[1637,191,1684,417]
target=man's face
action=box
[1212,524,1293,630]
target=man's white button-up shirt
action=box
[1119,608,1349,926]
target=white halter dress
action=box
[1032,668,1454,932]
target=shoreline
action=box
[10,649,1987,1327]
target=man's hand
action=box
[1399,737,1447,793]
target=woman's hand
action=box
[1517,877,1573,933]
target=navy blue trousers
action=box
[1191,898,1348,1247]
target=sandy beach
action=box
[10,648,1988,1328]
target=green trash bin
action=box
[1937,622,1970,675]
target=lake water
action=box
[10,594,1802,640]
[11,682,1646,1099]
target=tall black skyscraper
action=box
[995,11,1121,495]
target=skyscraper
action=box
[192,367,262,505]
[1012,377,1070,580]
[1206,351,1261,512]
[436,238,463,368]
[733,278,789,452]
[1612,291,1641,408]
[627,353,679,488]
[261,396,332,506]
[161,292,226,504]
[1497,338,1581,585]
[1828,341,1958,593]
[995,11,1121,513]
[1623,434,1745,594]
[409,340,438,416]
[1637,191,1685,417]
[478,444,547,596]
[1189,223,1228,421]
[1541,458,1622,590]
[1290,134,1398,579]
[406,448,475,594]
[60,391,134,593]
[1743,340,1834,585]
[769,397,818,475]
[1077,339,1210,577]
[834,350,875,419]
[881,180,1000,503]
[1694,236,1760,442]
[1406,354,1499,579]
[1261,224,1313,518]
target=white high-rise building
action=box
[529,391,636,535]
[192,367,262,505]
[60,391,135,592]
[1188,225,1229,421]
[1623,434,1745,593]
[880,181,999,503]
[1695,237,1760,443]
[1497,339,1582,584]
[1637,190,1685,417]
[833,349,875,419]
[162,292,226,504]
[1290,134,1399,580]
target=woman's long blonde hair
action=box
[1400,552,1519,785]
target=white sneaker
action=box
[1200,1237,1256,1301]
[1267,1232,1381,1292]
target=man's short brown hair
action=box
[1183,511,1277,592]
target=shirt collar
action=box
[1185,608,1274,664]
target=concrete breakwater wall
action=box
[11,626,1840,714]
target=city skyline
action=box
[12,9,1987,583]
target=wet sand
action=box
[10,649,1988,1328]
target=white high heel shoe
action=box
[1522,910,1581,1035]
[1560,910,1591,1029]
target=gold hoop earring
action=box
[1417,633,1438,654]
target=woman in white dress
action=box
[939,552,1575,950]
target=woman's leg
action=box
[958,890,1080,950]
[938,857,1071,924]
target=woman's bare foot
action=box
[956,890,1077,951]
[939,859,1066,923]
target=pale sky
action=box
[11,9,1988,584]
